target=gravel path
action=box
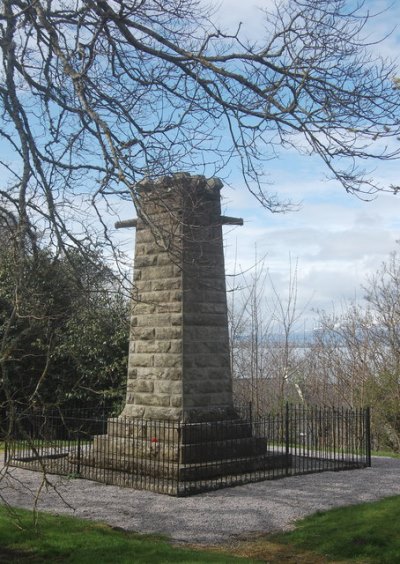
[1,457,400,545]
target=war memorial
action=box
[87,173,287,493]
[5,174,371,496]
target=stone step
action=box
[103,417,255,443]
[181,436,267,463]
[90,431,270,463]
[74,449,291,482]
[180,420,254,443]
[179,452,291,481]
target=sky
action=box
[209,0,400,330]
[3,1,400,333]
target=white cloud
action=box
[222,168,400,326]
[214,0,274,38]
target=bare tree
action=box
[1,0,400,257]
[267,258,308,404]
[228,253,308,413]
[304,249,400,451]
[363,251,400,451]
[307,305,374,407]
[228,251,273,414]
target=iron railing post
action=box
[177,421,182,495]
[365,406,372,467]
[4,410,11,465]
[76,431,81,476]
[285,402,290,475]
[3,410,9,465]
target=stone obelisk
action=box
[122,173,240,422]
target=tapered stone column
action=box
[122,173,237,422]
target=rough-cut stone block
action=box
[184,341,228,355]
[183,392,233,408]
[135,341,171,354]
[153,353,181,368]
[133,353,154,367]
[183,353,230,368]
[155,381,182,394]
[134,313,182,327]
[133,303,157,315]
[134,393,171,407]
[144,265,180,280]
[184,326,227,340]
[156,327,183,340]
[121,405,146,418]
[131,367,159,379]
[183,313,228,326]
[155,368,183,380]
[182,380,231,394]
[134,255,158,267]
[168,340,183,353]
[131,327,156,340]
[170,395,183,407]
[158,302,182,314]
[198,302,228,314]
[143,407,183,420]
[130,380,155,393]
[152,279,182,291]
[138,290,176,303]
[157,253,178,266]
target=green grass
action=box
[0,439,90,456]
[0,506,260,563]
[231,495,400,563]
[371,449,400,459]
[276,495,400,562]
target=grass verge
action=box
[0,505,260,563]
[224,495,400,563]
[371,450,400,459]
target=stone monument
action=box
[84,173,284,493]
[120,173,240,422]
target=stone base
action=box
[75,416,292,487]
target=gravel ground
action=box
[1,457,400,545]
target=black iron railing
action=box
[3,404,371,496]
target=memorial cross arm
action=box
[220,216,243,226]
[115,216,243,229]
[115,219,138,229]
